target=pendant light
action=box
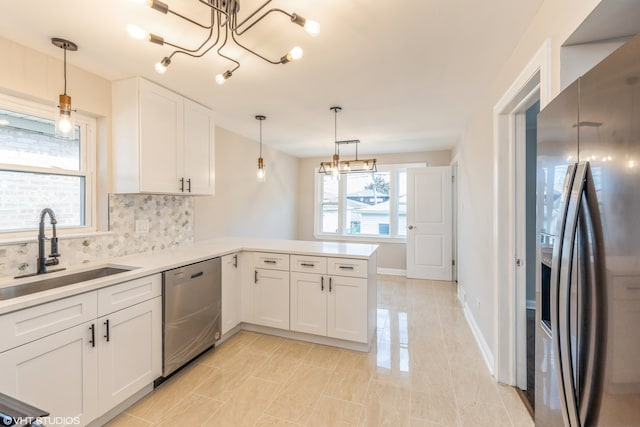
[51,38,78,139]
[256,115,266,182]
[319,106,377,178]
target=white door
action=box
[290,272,327,336]
[0,321,99,426]
[406,166,453,280]
[98,297,162,414]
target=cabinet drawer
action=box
[327,258,368,278]
[0,292,97,353]
[97,274,161,317]
[252,252,290,271]
[290,255,327,274]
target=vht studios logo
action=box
[2,416,81,426]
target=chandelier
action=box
[127,0,319,84]
[319,106,377,177]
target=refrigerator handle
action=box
[558,162,588,427]
[550,163,577,427]
[577,162,607,426]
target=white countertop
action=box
[0,237,378,315]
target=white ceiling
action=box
[0,0,543,157]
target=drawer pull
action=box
[255,270,258,283]
[104,319,110,342]
[263,260,277,264]
[329,277,333,292]
[301,263,315,267]
[321,276,324,291]
[338,265,355,270]
[190,271,204,279]
[233,254,238,268]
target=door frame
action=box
[493,40,551,385]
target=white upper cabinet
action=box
[112,77,215,195]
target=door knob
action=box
[408,225,415,230]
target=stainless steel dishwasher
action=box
[162,258,221,377]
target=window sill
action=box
[0,230,113,246]
[314,233,407,244]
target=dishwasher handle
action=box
[190,271,204,279]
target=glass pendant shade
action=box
[257,157,266,182]
[55,94,75,139]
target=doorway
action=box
[515,99,540,411]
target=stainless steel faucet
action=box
[37,208,62,274]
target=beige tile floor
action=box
[106,275,534,427]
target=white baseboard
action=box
[457,285,466,305]
[377,268,406,276]
[461,301,495,376]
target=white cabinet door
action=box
[97,297,162,414]
[0,321,98,426]
[254,268,290,330]
[222,253,241,335]
[138,79,184,194]
[327,275,368,343]
[290,272,327,336]
[183,99,215,195]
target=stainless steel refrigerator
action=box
[536,33,640,426]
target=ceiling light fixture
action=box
[128,0,319,84]
[51,38,78,139]
[319,106,377,178]
[256,115,266,183]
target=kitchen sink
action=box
[0,266,136,301]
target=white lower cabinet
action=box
[222,253,241,335]
[0,320,99,426]
[290,273,368,343]
[253,268,290,330]
[290,272,327,336]
[0,274,162,426]
[97,296,162,414]
[327,275,368,343]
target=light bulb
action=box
[57,117,72,134]
[289,46,303,61]
[216,70,232,85]
[127,24,149,40]
[257,166,266,182]
[155,57,171,74]
[304,20,320,37]
[155,62,167,74]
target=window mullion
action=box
[390,169,398,237]
[338,176,345,235]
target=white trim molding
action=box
[492,39,551,385]
[377,268,406,276]
[462,299,495,376]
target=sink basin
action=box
[0,266,136,301]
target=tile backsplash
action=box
[0,194,194,279]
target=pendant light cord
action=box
[259,119,263,157]
[63,46,67,95]
[334,107,338,156]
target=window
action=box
[0,96,95,235]
[316,164,418,241]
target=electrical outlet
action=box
[135,219,150,234]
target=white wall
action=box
[296,150,452,270]
[194,127,299,240]
[454,0,602,370]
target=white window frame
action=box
[0,92,96,240]
[314,163,422,243]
